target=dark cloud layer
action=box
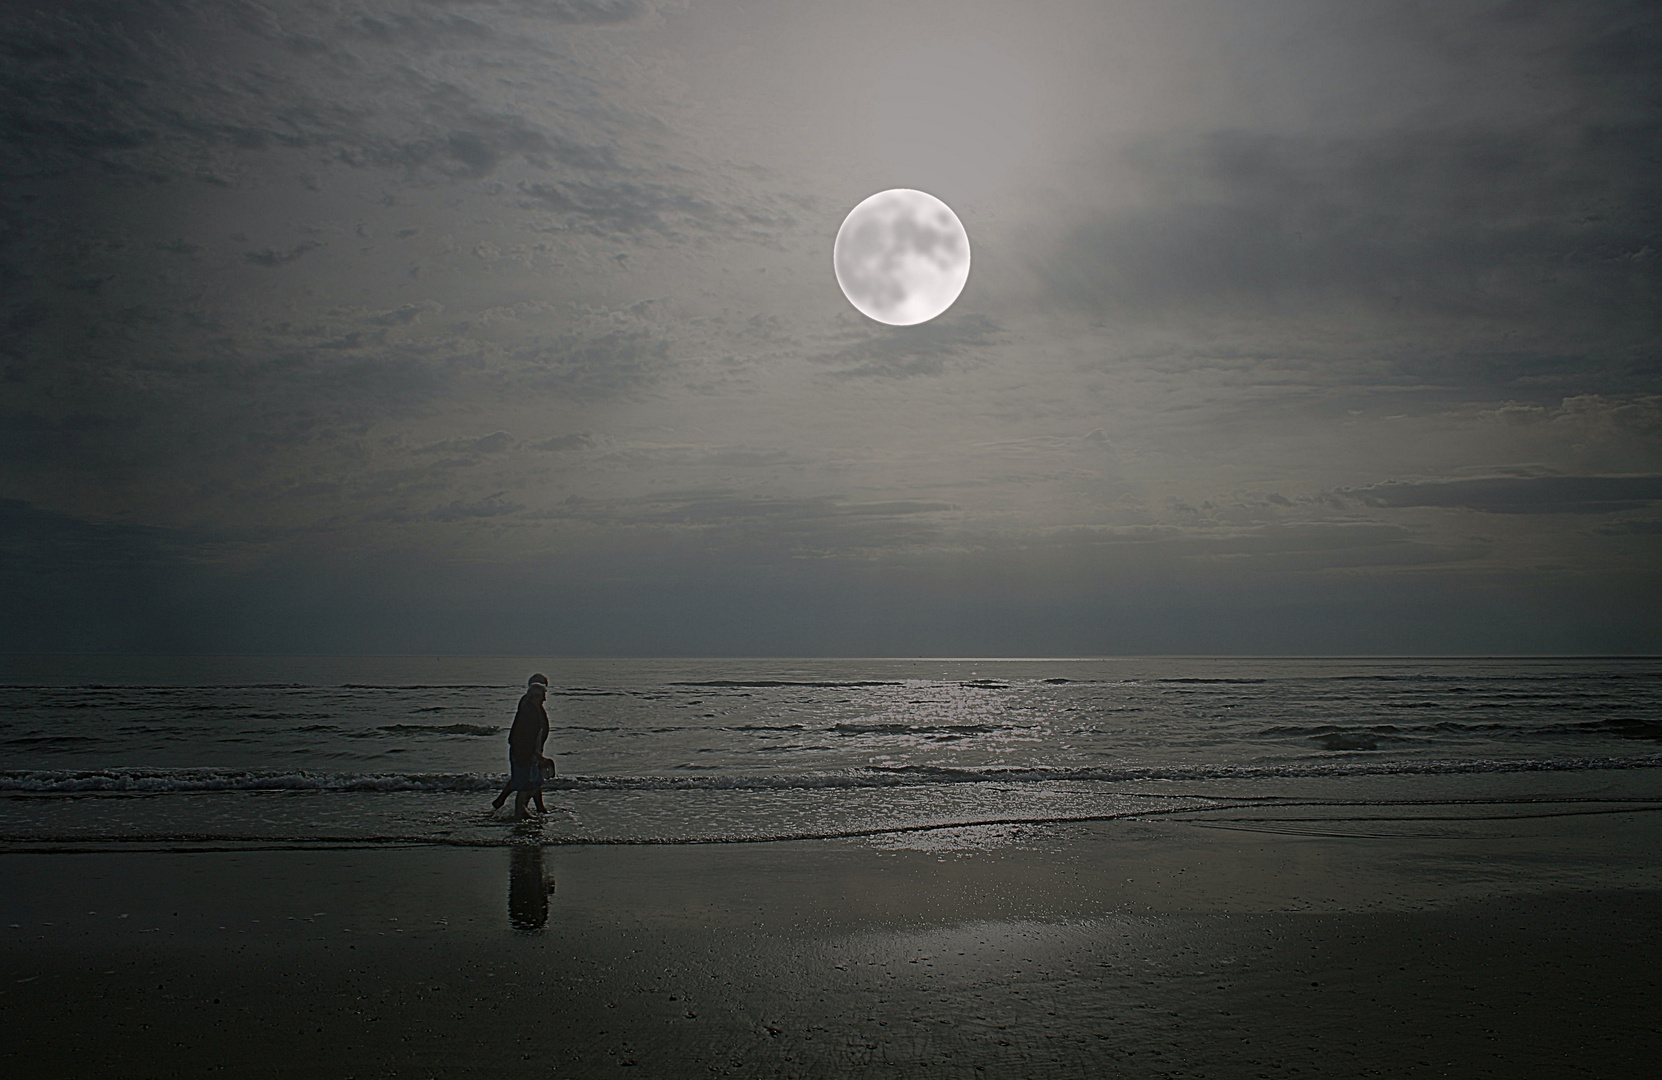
[1352,475,1662,515]
[5,493,1654,655]
[1046,126,1661,325]
[1038,2,1662,396]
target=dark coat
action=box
[507,692,549,765]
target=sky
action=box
[2,0,1660,656]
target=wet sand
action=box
[4,811,1661,1078]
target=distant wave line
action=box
[3,668,1657,697]
[666,680,904,688]
[3,754,1661,795]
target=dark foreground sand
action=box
[4,809,1661,1078]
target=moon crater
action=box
[834,189,970,326]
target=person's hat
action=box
[528,673,549,687]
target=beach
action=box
[6,801,1660,1079]
[5,657,1660,1076]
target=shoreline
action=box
[5,814,1661,1078]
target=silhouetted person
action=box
[491,672,546,811]
[508,844,553,932]
[491,673,550,819]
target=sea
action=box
[2,656,1659,853]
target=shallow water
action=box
[2,656,1658,849]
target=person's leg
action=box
[514,791,531,820]
[532,790,547,813]
[491,780,512,810]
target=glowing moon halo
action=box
[833,189,970,326]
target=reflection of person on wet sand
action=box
[508,845,553,932]
[491,673,551,819]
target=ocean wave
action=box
[1155,678,1269,685]
[14,700,231,711]
[668,680,903,688]
[0,769,501,794]
[1256,718,1662,742]
[854,756,1662,784]
[1258,722,1485,736]
[337,684,499,690]
[4,754,1660,795]
[1337,672,1644,683]
[0,683,317,691]
[832,722,1004,736]
[1601,718,1662,741]
[1,734,98,745]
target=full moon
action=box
[833,189,971,326]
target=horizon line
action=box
[2,653,1658,662]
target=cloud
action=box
[555,490,958,524]
[0,412,123,468]
[366,491,524,523]
[1041,127,1661,329]
[426,493,523,522]
[416,431,515,456]
[0,497,183,575]
[515,176,793,242]
[1346,475,1662,514]
[583,443,800,470]
[3,1,1660,656]
[1036,0,1662,366]
[507,301,677,398]
[1,491,1653,656]
[368,301,443,326]
[244,242,323,267]
[532,433,597,452]
[0,0,791,501]
[1480,394,1662,438]
[812,314,1001,379]
[0,0,676,198]
[447,125,620,177]
[540,490,959,554]
[0,497,261,652]
[535,1,651,27]
[517,179,712,238]
[1593,519,1662,536]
